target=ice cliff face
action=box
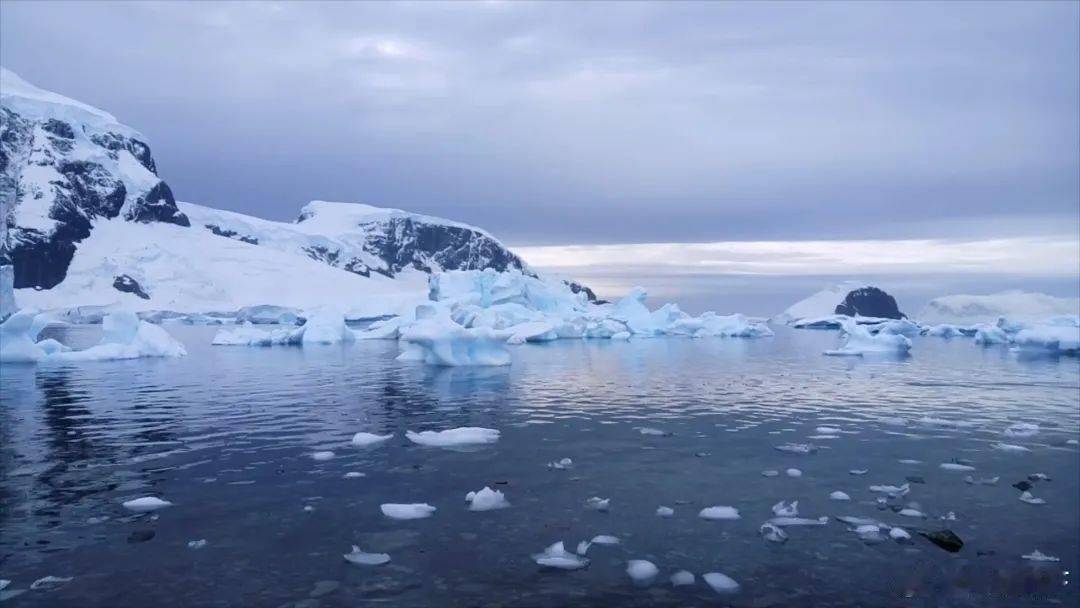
[0,68,189,290]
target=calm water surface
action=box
[1,326,1078,607]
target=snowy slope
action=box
[772,281,868,324]
[14,216,426,318]
[919,291,1080,325]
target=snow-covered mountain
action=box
[0,68,556,319]
[919,291,1080,325]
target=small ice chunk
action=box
[656,506,674,517]
[532,541,589,570]
[29,576,72,591]
[187,539,207,549]
[771,500,798,517]
[898,508,925,518]
[816,426,841,434]
[854,524,886,544]
[670,570,696,586]
[626,560,659,584]
[406,427,499,447]
[760,522,788,543]
[576,540,591,555]
[785,468,802,477]
[829,491,851,501]
[768,516,828,527]
[381,503,437,519]
[584,496,610,511]
[898,459,922,465]
[940,511,958,521]
[1018,491,1046,505]
[344,472,366,479]
[889,527,912,542]
[963,475,999,485]
[465,487,510,511]
[303,505,315,512]
[1004,422,1039,438]
[351,432,393,447]
[548,457,573,470]
[761,469,780,478]
[939,463,975,472]
[699,506,740,520]
[638,427,668,436]
[702,572,740,594]
[775,443,816,454]
[849,469,868,476]
[869,483,910,496]
[1028,472,1051,481]
[992,443,1030,453]
[122,497,173,513]
[590,535,619,546]
[1021,549,1060,562]
[311,451,335,461]
[344,545,391,566]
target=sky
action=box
[1,1,1078,312]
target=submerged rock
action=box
[127,530,155,543]
[919,529,964,553]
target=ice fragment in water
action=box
[626,560,659,584]
[584,497,610,511]
[381,503,437,519]
[699,506,740,520]
[785,468,803,477]
[187,539,207,549]
[1003,422,1039,438]
[122,497,173,512]
[760,522,788,543]
[656,506,674,517]
[670,570,696,586]
[351,432,393,447]
[344,546,391,566]
[775,443,816,454]
[30,576,72,591]
[771,500,798,517]
[532,542,589,570]
[311,451,335,461]
[1018,491,1046,505]
[939,462,975,472]
[406,427,499,447]
[1021,550,1060,562]
[829,491,851,501]
[548,457,573,470]
[465,487,510,511]
[702,572,740,593]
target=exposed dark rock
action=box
[565,280,598,302]
[918,529,963,553]
[1012,480,1033,492]
[124,181,189,226]
[113,274,149,299]
[42,119,74,139]
[127,530,155,543]
[206,223,258,245]
[835,287,905,319]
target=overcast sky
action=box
[2,1,1077,310]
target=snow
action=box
[824,319,911,357]
[532,542,589,570]
[699,506,740,520]
[702,572,740,594]
[465,487,510,511]
[396,304,512,366]
[774,281,867,324]
[626,560,659,584]
[344,546,391,566]
[923,324,968,338]
[0,265,14,321]
[380,503,436,520]
[919,291,1080,325]
[122,496,173,512]
[351,432,393,447]
[1,67,124,128]
[405,427,500,447]
[1,309,186,363]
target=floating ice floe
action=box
[381,503,437,519]
[760,522,788,543]
[775,443,816,454]
[992,442,1030,453]
[626,560,659,584]
[1,309,186,363]
[702,572,740,594]
[584,497,611,512]
[465,487,510,511]
[29,576,72,591]
[964,475,999,485]
[1003,422,1039,438]
[1011,324,1080,355]
[824,319,911,357]
[343,472,366,479]
[869,483,910,496]
[939,463,975,472]
[406,427,500,447]
[1018,491,1046,505]
[849,469,868,476]
[547,457,573,470]
[0,580,9,591]
[889,527,912,542]
[898,508,925,518]
[396,304,512,366]
[670,570,696,586]
[853,524,887,544]
[761,469,780,478]
[815,426,841,434]
[187,539,207,550]
[344,546,391,566]
[768,516,828,527]
[923,324,967,338]
[122,496,173,513]
[785,468,803,478]
[638,427,669,436]
[699,506,740,520]
[829,491,851,501]
[351,432,393,447]
[656,506,675,517]
[898,459,922,465]
[771,501,798,517]
[532,542,589,570]
[1021,550,1060,562]
[311,451,335,461]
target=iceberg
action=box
[465,487,510,511]
[211,311,353,346]
[824,319,911,357]
[1011,324,1080,355]
[397,304,512,366]
[698,506,740,520]
[1,310,187,363]
[380,503,437,520]
[405,427,500,447]
[300,311,357,345]
[532,541,589,570]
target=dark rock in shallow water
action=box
[834,287,905,319]
[1012,480,1033,492]
[918,529,963,553]
[127,530,155,543]
[113,274,149,299]
[905,475,926,484]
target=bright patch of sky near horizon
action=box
[1,1,1077,310]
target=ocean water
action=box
[1,325,1077,607]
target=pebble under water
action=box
[1,325,1077,607]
